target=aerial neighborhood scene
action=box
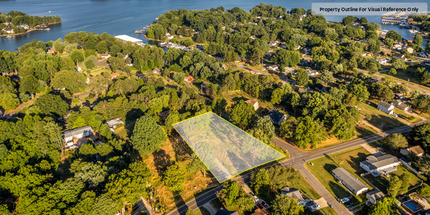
[1,0,430,215]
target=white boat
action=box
[6,35,12,39]
[49,11,51,13]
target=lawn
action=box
[194,207,210,215]
[357,101,406,131]
[307,146,372,205]
[291,170,322,200]
[364,165,424,194]
[356,124,379,137]
[394,109,421,124]
[378,68,430,92]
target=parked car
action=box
[339,197,350,203]
[307,201,316,206]
[345,202,353,207]
[262,201,268,208]
[257,203,263,209]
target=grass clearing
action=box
[364,165,424,194]
[394,109,421,124]
[307,146,372,205]
[357,101,406,131]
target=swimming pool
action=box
[404,202,418,211]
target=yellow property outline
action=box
[173,111,286,183]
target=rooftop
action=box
[360,154,399,170]
[267,109,286,123]
[64,125,93,138]
[332,167,367,193]
[245,98,258,105]
[378,101,393,109]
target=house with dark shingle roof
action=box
[280,187,305,203]
[377,101,394,115]
[393,100,409,111]
[360,154,400,177]
[366,190,384,204]
[267,109,287,126]
[332,167,368,195]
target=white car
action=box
[339,197,350,203]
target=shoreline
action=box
[0,21,62,37]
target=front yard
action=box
[307,146,372,205]
[357,100,406,131]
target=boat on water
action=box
[408,29,418,34]
[6,35,12,39]
[135,30,144,34]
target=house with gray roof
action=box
[63,125,93,148]
[366,190,385,204]
[393,100,409,111]
[377,101,395,115]
[281,187,305,203]
[332,167,368,195]
[360,154,400,177]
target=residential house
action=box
[360,154,401,177]
[166,35,174,40]
[110,73,119,80]
[47,47,56,54]
[393,43,403,50]
[303,47,311,55]
[381,50,391,56]
[332,167,368,195]
[307,69,318,76]
[106,118,124,132]
[366,190,385,204]
[250,35,256,39]
[393,100,409,111]
[3,28,13,34]
[267,109,287,126]
[393,53,406,60]
[267,65,278,71]
[153,68,161,75]
[269,41,279,46]
[184,75,196,84]
[377,101,395,115]
[377,58,389,64]
[245,99,259,111]
[77,67,83,73]
[419,52,428,58]
[422,61,430,66]
[400,145,425,157]
[371,77,379,83]
[406,39,413,43]
[99,53,111,59]
[63,125,94,149]
[294,45,301,50]
[16,24,29,30]
[280,187,305,203]
[284,67,295,73]
[4,22,12,26]
[299,14,307,21]
[406,47,414,54]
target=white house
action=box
[419,52,429,58]
[332,167,368,195]
[245,99,259,111]
[307,69,319,76]
[106,118,124,132]
[377,58,389,64]
[3,28,13,34]
[63,125,93,148]
[16,24,29,30]
[99,53,111,59]
[250,35,256,39]
[267,65,278,71]
[294,45,301,50]
[153,68,161,75]
[360,154,400,177]
[166,35,174,40]
[377,101,395,115]
[269,41,279,46]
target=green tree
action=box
[271,88,284,105]
[368,197,400,215]
[320,70,333,84]
[0,92,20,110]
[388,68,397,75]
[70,49,84,64]
[409,123,430,149]
[295,116,325,149]
[387,175,402,197]
[418,183,430,198]
[35,94,69,117]
[52,70,86,93]
[131,115,166,156]
[399,172,411,194]
[382,133,408,150]
[413,34,423,46]
[271,194,303,215]
[250,169,270,196]
[164,164,186,192]
[249,116,276,145]
[296,69,309,86]
[19,75,39,94]
[229,100,255,129]
[75,162,108,188]
[85,59,95,69]
[386,30,402,42]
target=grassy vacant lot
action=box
[364,165,424,194]
[378,68,430,92]
[357,100,406,131]
[307,146,372,205]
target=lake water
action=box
[0,0,428,51]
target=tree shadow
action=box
[346,152,368,175]
[152,149,172,176]
[125,108,144,137]
[323,163,338,173]
[171,135,193,162]
[328,181,350,199]
[231,96,248,102]
[173,191,187,215]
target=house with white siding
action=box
[360,154,400,177]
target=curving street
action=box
[167,119,430,215]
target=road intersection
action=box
[167,119,430,215]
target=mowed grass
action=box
[357,101,406,131]
[364,165,424,194]
[307,146,372,205]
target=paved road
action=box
[167,119,430,215]
[358,68,430,94]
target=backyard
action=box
[357,100,406,131]
[307,146,373,205]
